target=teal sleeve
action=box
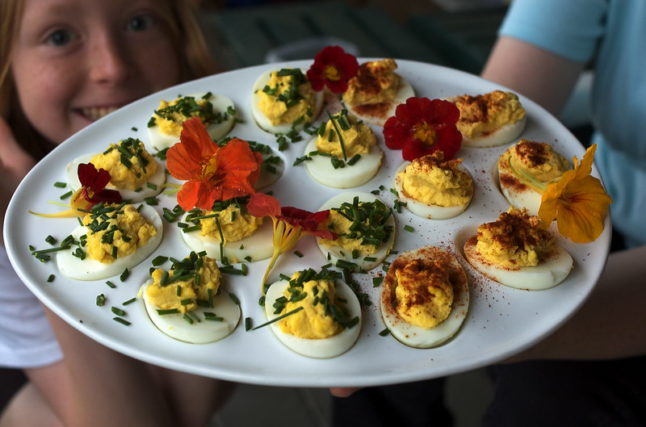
[498,0,606,63]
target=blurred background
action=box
[199,1,512,426]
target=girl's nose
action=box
[88,33,132,84]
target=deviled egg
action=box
[498,140,570,215]
[451,90,526,147]
[380,246,469,348]
[263,267,361,358]
[302,109,383,188]
[56,203,162,280]
[316,192,396,271]
[147,92,236,151]
[251,68,323,134]
[66,138,165,202]
[342,58,414,126]
[394,152,473,219]
[463,208,574,290]
[141,251,240,343]
[179,197,274,263]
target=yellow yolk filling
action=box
[154,98,211,136]
[454,91,525,138]
[83,205,157,263]
[476,209,555,268]
[506,140,570,191]
[145,257,221,314]
[257,71,315,126]
[318,209,378,255]
[90,140,158,190]
[394,258,454,329]
[279,278,343,339]
[399,154,473,207]
[315,116,375,158]
[343,58,401,107]
[199,205,263,243]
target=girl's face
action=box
[11,0,182,144]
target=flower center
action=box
[412,121,437,146]
[323,65,341,81]
[202,154,224,186]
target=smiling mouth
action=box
[80,106,120,121]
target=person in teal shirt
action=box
[480,0,646,424]
[333,1,646,425]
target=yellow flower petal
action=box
[537,144,612,243]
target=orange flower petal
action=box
[247,193,281,218]
[167,117,218,180]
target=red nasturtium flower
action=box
[383,97,462,161]
[30,163,122,218]
[247,193,336,292]
[166,117,263,211]
[306,45,359,93]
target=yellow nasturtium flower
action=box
[538,144,612,243]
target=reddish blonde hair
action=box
[0,0,218,159]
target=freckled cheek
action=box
[138,44,182,91]
[13,62,79,143]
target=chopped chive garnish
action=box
[59,190,73,200]
[53,182,67,188]
[113,317,131,326]
[182,313,194,324]
[96,294,106,306]
[251,306,304,330]
[372,277,384,287]
[45,235,57,245]
[152,255,168,266]
[111,307,127,316]
[378,328,390,336]
[204,312,224,321]
[293,250,303,258]
[122,298,136,306]
[403,225,415,232]
[245,317,253,331]
[47,274,55,283]
[156,308,180,315]
[106,280,116,288]
[120,268,130,282]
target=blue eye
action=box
[127,14,155,32]
[47,29,74,46]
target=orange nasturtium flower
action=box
[166,117,263,211]
[538,144,612,243]
[30,163,122,218]
[247,193,337,293]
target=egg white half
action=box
[180,213,274,263]
[302,138,383,188]
[346,77,415,126]
[463,236,574,290]
[56,205,163,281]
[66,154,166,203]
[250,69,324,134]
[461,115,526,148]
[393,162,473,220]
[380,246,469,349]
[263,279,362,358]
[147,93,236,151]
[316,192,396,271]
[141,281,241,344]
